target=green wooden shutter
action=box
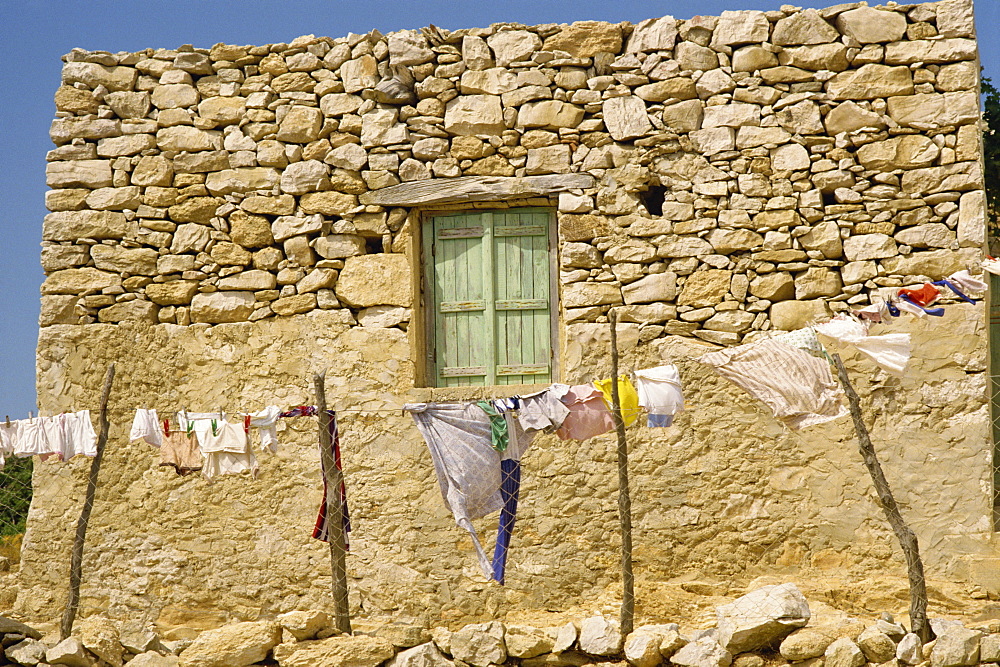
[425,208,552,387]
[493,209,552,385]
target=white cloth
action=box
[634,365,685,418]
[895,297,928,318]
[130,409,162,447]
[814,316,912,377]
[983,257,1000,276]
[517,383,571,433]
[15,419,50,458]
[404,402,504,578]
[195,419,257,481]
[700,339,848,431]
[0,421,17,470]
[249,405,281,453]
[948,270,988,294]
[67,410,98,458]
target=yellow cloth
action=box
[594,376,641,427]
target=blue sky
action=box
[1,0,997,416]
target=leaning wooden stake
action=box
[61,362,115,640]
[832,354,930,641]
[314,371,352,635]
[608,311,635,636]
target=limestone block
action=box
[46,188,90,211]
[712,10,769,46]
[46,160,113,188]
[297,269,338,294]
[629,219,675,236]
[449,621,507,667]
[170,224,212,253]
[894,224,955,249]
[355,305,407,327]
[321,93,364,117]
[882,249,964,278]
[326,143,369,172]
[795,268,842,299]
[312,234,364,260]
[216,270,277,291]
[173,150,229,173]
[771,144,809,171]
[519,100,585,130]
[773,9,839,45]
[273,635,395,667]
[826,65,913,100]
[42,245,90,272]
[550,622,578,653]
[707,229,763,253]
[979,634,1000,662]
[857,628,896,665]
[461,35,494,71]
[97,133,156,158]
[55,85,100,114]
[562,282,623,308]
[749,273,793,301]
[937,0,976,37]
[522,144,570,175]
[84,186,141,211]
[42,268,121,295]
[778,43,849,72]
[958,189,987,248]
[5,639,46,666]
[857,135,940,170]
[190,291,256,324]
[770,299,830,330]
[444,95,505,136]
[543,21,622,57]
[229,211,274,247]
[704,310,754,333]
[662,100,704,133]
[679,270,731,307]
[62,61,137,91]
[578,616,622,656]
[157,255,196,274]
[388,642,454,667]
[677,42,719,71]
[487,30,541,67]
[127,653,179,667]
[691,127,735,156]
[887,92,979,129]
[840,261,876,286]
[211,243,252,265]
[505,626,556,659]
[460,69,518,95]
[78,616,124,667]
[389,29,434,65]
[98,300,159,324]
[559,193,593,214]
[733,46,779,72]
[836,7,906,43]
[242,194,296,216]
[105,91,150,119]
[342,55,379,93]
[156,126,219,152]
[896,633,923,665]
[561,242,603,268]
[278,106,323,143]
[824,102,885,134]
[670,637,732,667]
[197,96,246,127]
[901,162,981,195]
[50,117,121,144]
[299,192,358,217]
[132,156,174,187]
[884,39,978,66]
[660,630,687,659]
[716,583,809,654]
[636,79,697,103]
[146,281,200,305]
[703,103,760,128]
[930,626,981,667]
[279,161,330,195]
[45,636,91,667]
[628,16,678,52]
[843,234,897,261]
[625,631,665,667]
[91,245,158,275]
[657,236,713,257]
[272,214,323,243]
[606,240,657,263]
[336,254,411,308]
[151,83,200,109]
[272,293,318,316]
[603,96,653,141]
[825,638,865,667]
[169,197,222,224]
[623,273,678,304]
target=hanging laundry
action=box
[248,405,282,453]
[634,366,685,428]
[492,459,520,585]
[180,413,257,481]
[555,384,615,441]
[0,421,15,470]
[594,376,641,427]
[898,283,940,308]
[517,384,571,433]
[130,409,162,447]
[159,419,202,476]
[769,327,827,359]
[933,278,976,304]
[948,270,988,294]
[476,401,509,453]
[982,257,1000,276]
[39,415,69,461]
[63,411,97,459]
[15,417,51,458]
[699,339,848,430]
[311,410,351,548]
[854,302,889,324]
[813,316,912,377]
[896,295,944,317]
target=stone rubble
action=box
[39,0,985,345]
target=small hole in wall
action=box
[365,237,384,254]
[822,190,837,207]
[641,185,668,217]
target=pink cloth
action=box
[555,384,615,441]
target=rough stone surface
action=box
[450,621,506,667]
[335,254,411,308]
[273,635,394,667]
[716,583,810,654]
[579,616,622,656]
[180,621,281,667]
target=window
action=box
[422,208,555,387]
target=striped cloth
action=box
[699,338,848,431]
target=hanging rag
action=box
[130,409,162,447]
[813,316,912,377]
[699,339,848,430]
[311,411,351,549]
[178,413,257,481]
[492,459,520,585]
[14,418,49,458]
[555,384,615,441]
[476,401,509,453]
[769,327,829,360]
[983,257,1000,276]
[249,405,282,453]
[933,279,976,304]
[634,365,685,428]
[948,270,988,294]
[0,421,17,470]
[854,302,889,324]
[898,283,941,308]
[517,384,571,433]
[160,417,203,475]
[594,376,641,427]
[65,411,98,459]
[897,294,944,317]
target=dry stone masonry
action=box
[24,0,998,631]
[41,0,984,342]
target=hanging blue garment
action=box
[898,294,945,316]
[933,279,976,304]
[491,459,521,585]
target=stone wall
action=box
[24,0,996,631]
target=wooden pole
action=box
[314,371,352,635]
[60,362,115,640]
[832,354,930,641]
[608,311,635,636]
